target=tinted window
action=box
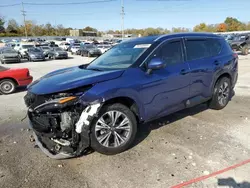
[156,40,183,65]
[185,39,209,61]
[207,38,222,56]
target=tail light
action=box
[27,71,30,77]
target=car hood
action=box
[2,52,19,57]
[28,66,124,95]
[29,52,44,56]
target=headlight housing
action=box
[30,54,36,58]
[34,96,78,113]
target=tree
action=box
[193,23,208,32]
[6,19,19,34]
[224,17,243,31]
[0,16,5,33]
[83,26,97,32]
[216,23,227,32]
[172,27,190,33]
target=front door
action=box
[140,39,191,121]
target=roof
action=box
[123,32,221,44]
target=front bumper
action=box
[32,131,74,159]
[55,54,68,59]
[30,56,45,61]
[2,57,20,63]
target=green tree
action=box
[193,23,208,32]
[224,17,244,31]
[6,19,19,34]
[0,16,5,33]
[83,26,97,32]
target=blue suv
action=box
[24,33,238,159]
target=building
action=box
[69,29,97,37]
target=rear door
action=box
[184,37,222,100]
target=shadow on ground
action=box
[218,178,250,188]
[132,103,209,148]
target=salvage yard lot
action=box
[0,54,250,188]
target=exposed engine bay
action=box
[24,91,102,159]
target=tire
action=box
[90,103,137,155]
[208,77,231,110]
[241,45,248,55]
[0,79,16,94]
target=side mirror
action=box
[147,57,165,74]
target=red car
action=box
[0,66,33,94]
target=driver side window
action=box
[154,40,183,65]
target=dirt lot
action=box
[0,54,250,188]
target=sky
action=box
[0,0,250,31]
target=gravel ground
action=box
[0,54,250,188]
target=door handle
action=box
[180,69,189,75]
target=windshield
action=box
[41,47,50,50]
[86,41,151,70]
[29,48,42,52]
[54,47,63,51]
[85,44,96,49]
[2,49,17,53]
[22,45,34,49]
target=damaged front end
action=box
[24,91,102,159]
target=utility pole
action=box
[121,0,124,40]
[21,2,28,38]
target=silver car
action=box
[0,48,21,64]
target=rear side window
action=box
[207,38,222,56]
[185,39,210,61]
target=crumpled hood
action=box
[28,66,124,95]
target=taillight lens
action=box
[27,71,30,77]
[233,53,238,58]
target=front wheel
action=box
[0,79,16,94]
[90,103,137,155]
[208,77,231,110]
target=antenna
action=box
[21,2,28,38]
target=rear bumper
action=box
[18,76,33,86]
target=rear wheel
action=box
[0,79,16,94]
[90,103,137,155]
[208,77,231,110]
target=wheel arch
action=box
[0,77,18,86]
[103,96,142,123]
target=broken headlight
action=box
[33,96,79,113]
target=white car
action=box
[71,45,80,55]
[59,42,70,51]
[97,44,112,54]
[18,43,35,57]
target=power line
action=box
[23,0,116,6]
[0,3,20,7]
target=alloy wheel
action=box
[94,110,132,148]
[218,81,230,106]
